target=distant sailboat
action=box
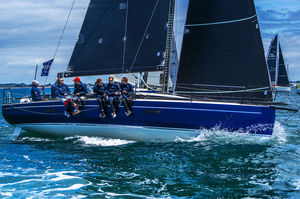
[276,43,291,91]
[4,0,294,141]
[266,34,291,92]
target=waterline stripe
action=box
[186,14,257,27]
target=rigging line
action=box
[128,0,160,73]
[122,0,129,74]
[186,14,257,27]
[273,111,298,132]
[140,76,155,90]
[43,0,76,85]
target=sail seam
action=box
[185,14,257,27]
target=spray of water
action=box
[175,122,287,145]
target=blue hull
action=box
[2,99,275,139]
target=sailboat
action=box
[266,34,291,92]
[2,0,283,141]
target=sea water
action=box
[0,88,300,198]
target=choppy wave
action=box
[1,90,300,198]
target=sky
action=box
[0,0,299,85]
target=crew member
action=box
[120,77,134,116]
[72,77,88,115]
[51,78,71,99]
[31,80,43,102]
[93,78,107,118]
[105,76,120,118]
[51,78,72,117]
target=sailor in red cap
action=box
[72,77,88,115]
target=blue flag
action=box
[41,59,54,76]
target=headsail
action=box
[277,43,290,87]
[266,34,279,84]
[175,0,272,103]
[65,0,170,77]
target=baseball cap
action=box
[73,77,81,82]
[32,80,39,84]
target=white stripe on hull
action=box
[17,123,200,142]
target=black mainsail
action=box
[266,34,278,85]
[175,0,272,103]
[65,0,170,77]
[277,43,290,87]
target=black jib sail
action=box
[175,0,272,103]
[267,34,278,84]
[277,43,290,87]
[65,0,170,77]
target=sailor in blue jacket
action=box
[120,77,134,116]
[51,78,71,99]
[51,77,72,117]
[105,76,120,118]
[31,80,43,102]
[93,78,107,118]
[72,77,88,115]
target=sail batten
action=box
[175,0,272,103]
[65,0,170,77]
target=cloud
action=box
[255,0,300,80]
[0,0,89,83]
[0,0,299,84]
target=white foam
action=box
[0,192,12,197]
[174,123,288,145]
[0,171,82,188]
[18,137,52,142]
[23,155,30,161]
[41,183,90,194]
[47,171,80,182]
[54,193,66,197]
[0,172,20,177]
[71,195,87,199]
[76,136,135,146]
[293,179,300,190]
[271,121,287,143]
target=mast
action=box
[34,65,38,80]
[162,0,175,93]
